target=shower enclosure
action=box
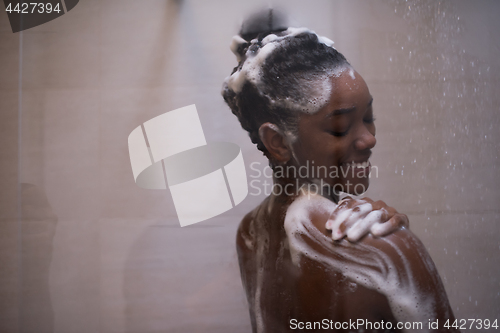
[0,0,498,331]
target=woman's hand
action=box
[325,197,409,242]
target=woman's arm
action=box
[284,195,458,332]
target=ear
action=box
[258,123,292,163]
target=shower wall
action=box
[0,0,498,332]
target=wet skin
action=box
[237,194,457,332]
[237,68,458,332]
[291,68,376,195]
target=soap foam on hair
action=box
[224,27,342,115]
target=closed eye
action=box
[364,117,376,124]
[330,130,349,137]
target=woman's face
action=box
[291,67,376,195]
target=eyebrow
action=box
[325,97,374,118]
[327,107,355,117]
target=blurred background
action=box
[0,0,499,332]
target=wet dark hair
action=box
[222,14,349,156]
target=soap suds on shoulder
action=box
[284,191,437,332]
[348,67,356,80]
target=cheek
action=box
[323,137,348,163]
[294,126,347,166]
[312,137,345,167]
[294,132,322,160]
[295,144,320,164]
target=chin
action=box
[343,178,370,196]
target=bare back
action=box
[236,194,457,332]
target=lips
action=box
[340,160,371,175]
[340,160,370,168]
[350,161,370,168]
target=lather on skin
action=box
[222,11,458,333]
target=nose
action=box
[354,127,376,151]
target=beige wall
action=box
[0,0,499,332]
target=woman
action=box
[222,17,457,333]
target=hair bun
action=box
[239,8,289,42]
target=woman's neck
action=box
[271,173,339,204]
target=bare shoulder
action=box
[236,209,255,254]
[363,229,458,330]
[236,196,270,254]
[362,229,445,294]
[285,200,457,328]
[237,209,254,240]
[365,229,452,301]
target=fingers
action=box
[369,199,385,210]
[371,200,397,217]
[327,201,373,240]
[399,214,409,228]
[325,196,409,242]
[329,197,365,221]
[326,198,352,229]
[370,213,408,237]
[360,197,374,204]
[334,196,354,212]
[346,210,383,242]
[326,208,354,239]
